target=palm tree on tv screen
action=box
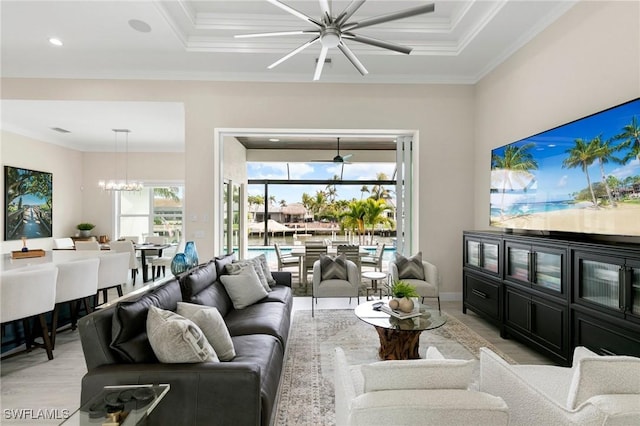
[592,135,624,207]
[616,116,640,163]
[491,142,538,218]
[563,138,599,208]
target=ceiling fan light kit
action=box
[236,0,435,81]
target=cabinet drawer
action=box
[464,273,500,320]
[573,311,640,357]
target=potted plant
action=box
[389,280,419,313]
[77,223,95,238]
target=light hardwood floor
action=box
[0,277,554,425]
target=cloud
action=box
[609,158,640,180]
[556,175,568,188]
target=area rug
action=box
[272,309,515,426]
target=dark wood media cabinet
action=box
[463,230,640,366]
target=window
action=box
[117,186,184,243]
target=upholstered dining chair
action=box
[150,241,184,279]
[311,254,360,317]
[389,252,441,313]
[53,237,75,250]
[1,266,58,360]
[109,240,140,285]
[118,235,139,244]
[274,242,300,274]
[361,243,385,272]
[96,252,130,305]
[51,258,100,348]
[74,240,100,250]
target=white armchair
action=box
[480,346,640,425]
[390,252,440,312]
[335,346,509,426]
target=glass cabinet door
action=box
[483,242,499,273]
[507,245,530,282]
[466,240,480,268]
[628,260,640,317]
[533,250,563,293]
[579,258,621,311]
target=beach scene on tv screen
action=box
[490,98,640,237]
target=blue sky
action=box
[247,162,396,204]
[491,98,640,202]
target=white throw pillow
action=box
[176,302,236,361]
[146,306,218,363]
[219,265,269,309]
[566,355,640,409]
[361,357,474,392]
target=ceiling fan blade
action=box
[235,30,319,39]
[342,3,434,31]
[342,32,412,54]
[319,0,332,23]
[266,0,323,27]
[268,36,320,69]
[313,46,329,81]
[341,153,353,161]
[338,42,368,76]
[335,0,366,26]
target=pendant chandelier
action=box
[98,129,143,191]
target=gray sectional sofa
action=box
[78,253,293,426]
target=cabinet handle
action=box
[479,243,484,268]
[600,348,617,356]
[472,289,488,299]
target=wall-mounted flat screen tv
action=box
[490,98,640,237]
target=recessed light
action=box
[269,138,280,142]
[128,19,152,33]
[48,38,63,46]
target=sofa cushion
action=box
[219,266,268,309]
[226,258,271,292]
[361,357,474,392]
[147,306,218,363]
[262,285,293,305]
[110,279,182,363]
[177,302,236,361]
[224,301,291,348]
[394,252,425,280]
[179,260,217,302]
[566,355,640,409]
[320,254,348,280]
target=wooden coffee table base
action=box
[375,326,423,360]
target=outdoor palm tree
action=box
[592,136,624,207]
[340,200,367,244]
[369,172,393,200]
[362,198,393,244]
[491,142,538,218]
[616,116,640,163]
[563,138,599,208]
[360,185,370,199]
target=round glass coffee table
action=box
[354,300,446,360]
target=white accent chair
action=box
[1,266,58,360]
[311,257,359,317]
[74,240,100,250]
[480,346,640,425]
[389,256,441,313]
[334,346,509,426]
[51,258,100,348]
[109,240,140,285]
[150,241,184,279]
[53,237,75,250]
[96,252,130,305]
[119,235,139,244]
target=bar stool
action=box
[96,252,130,305]
[51,258,99,348]
[1,266,58,360]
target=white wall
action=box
[474,0,640,231]
[1,80,475,298]
[1,130,83,253]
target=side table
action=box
[362,271,388,300]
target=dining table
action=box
[134,243,171,283]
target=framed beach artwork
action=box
[490,97,640,237]
[4,165,53,240]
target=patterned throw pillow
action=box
[395,252,425,280]
[320,254,348,281]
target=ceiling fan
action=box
[235,0,435,81]
[313,137,352,163]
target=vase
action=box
[171,253,189,276]
[184,241,199,267]
[397,297,414,313]
[79,230,91,238]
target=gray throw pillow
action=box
[176,302,236,361]
[320,253,348,280]
[146,306,218,363]
[220,265,269,309]
[395,252,425,280]
[255,253,276,286]
[226,258,271,292]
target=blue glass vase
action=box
[170,253,189,276]
[184,241,199,267]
